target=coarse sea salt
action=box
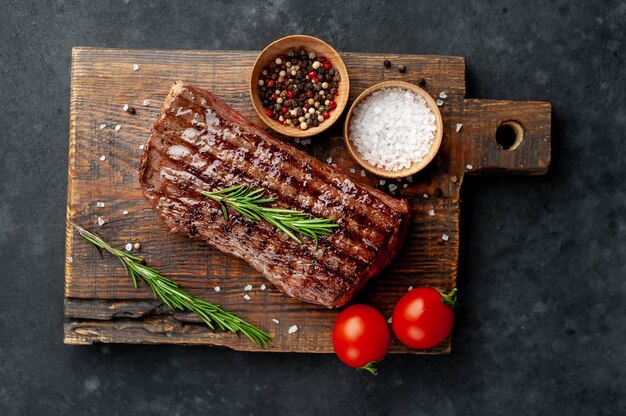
[244,284,252,291]
[288,325,298,334]
[260,284,267,291]
[214,286,221,292]
[272,318,280,324]
[349,88,437,172]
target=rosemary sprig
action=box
[200,185,339,247]
[71,222,271,348]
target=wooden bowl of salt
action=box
[344,80,443,179]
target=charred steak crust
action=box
[139,82,411,308]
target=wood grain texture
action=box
[64,47,551,353]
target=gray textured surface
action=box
[1,1,625,415]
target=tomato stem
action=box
[358,361,379,376]
[438,288,458,308]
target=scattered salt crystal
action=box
[387,317,392,324]
[288,325,298,334]
[114,124,122,132]
[244,284,252,291]
[439,91,447,99]
[360,170,366,177]
[442,234,450,241]
[100,155,106,161]
[403,184,408,189]
[349,88,438,172]
[466,164,474,170]
[326,157,333,163]
[67,256,73,263]
[142,99,150,106]
[260,284,267,290]
[294,138,301,144]
[331,163,337,168]
[214,286,221,292]
[97,216,106,226]
[349,168,356,174]
[456,123,463,132]
[96,202,105,207]
[423,193,429,199]
[436,99,443,107]
[428,209,436,216]
[124,243,133,251]
[389,184,398,192]
[379,179,386,185]
[244,294,251,301]
[139,144,144,150]
[123,104,129,112]
[133,64,139,71]
[272,318,280,324]
[406,176,413,183]
[302,139,311,145]
[99,123,107,130]
[408,286,413,291]
[122,210,129,215]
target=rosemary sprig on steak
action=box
[71,222,271,348]
[201,185,339,247]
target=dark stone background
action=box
[1,1,624,415]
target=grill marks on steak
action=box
[139,82,411,307]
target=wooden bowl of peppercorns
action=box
[250,35,350,137]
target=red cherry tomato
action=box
[333,304,390,375]
[392,287,456,349]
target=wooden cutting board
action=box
[64,47,550,354]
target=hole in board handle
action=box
[496,121,524,150]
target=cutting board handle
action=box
[459,99,551,175]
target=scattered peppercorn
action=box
[258,48,341,130]
[398,65,406,73]
[434,188,443,197]
[383,59,391,68]
[126,106,136,114]
[418,77,426,86]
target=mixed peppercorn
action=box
[257,48,340,130]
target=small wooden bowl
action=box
[250,35,350,138]
[344,80,444,178]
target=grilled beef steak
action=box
[139,82,411,307]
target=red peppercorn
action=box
[312,77,319,84]
[307,70,317,79]
[290,112,297,118]
[318,56,326,63]
[267,80,275,88]
[328,100,337,110]
[281,107,288,114]
[265,109,274,117]
[322,111,330,119]
[323,61,332,70]
[271,94,277,100]
[303,104,310,110]
[287,90,294,99]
